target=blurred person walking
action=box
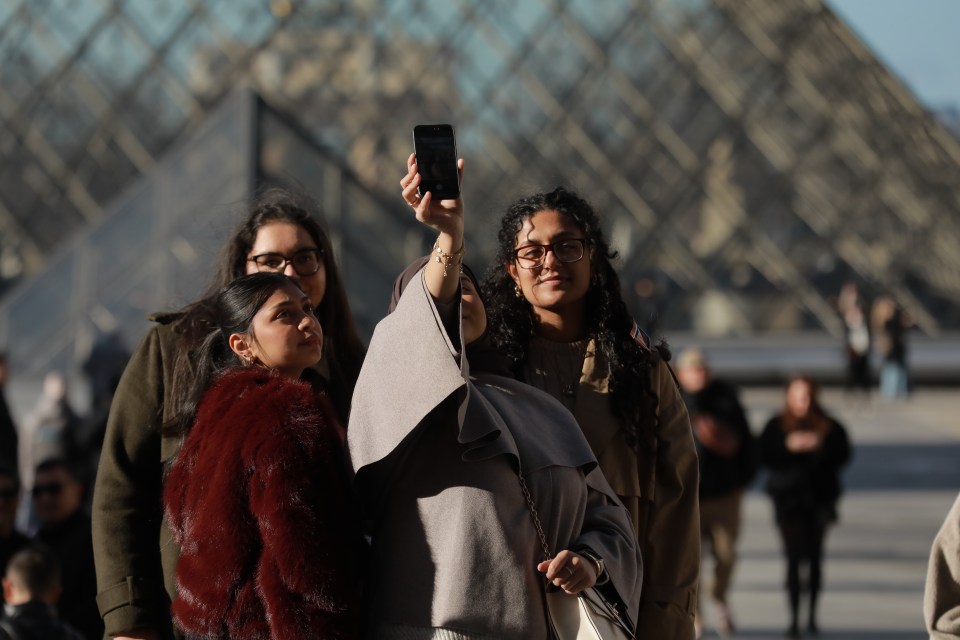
[676,347,756,639]
[872,297,911,400]
[0,354,17,474]
[836,283,872,404]
[32,459,101,639]
[92,189,365,640]
[17,372,81,534]
[759,376,852,639]
[1,545,84,640]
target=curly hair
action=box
[482,187,666,453]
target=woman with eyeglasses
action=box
[92,189,365,640]
[348,157,642,638]
[162,272,360,639]
[482,187,701,639]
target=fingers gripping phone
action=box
[413,124,460,199]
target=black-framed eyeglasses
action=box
[513,238,587,269]
[247,247,324,276]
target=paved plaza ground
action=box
[697,387,960,640]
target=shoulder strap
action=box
[517,472,553,560]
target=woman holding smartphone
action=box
[483,187,701,639]
[347,155,642,638]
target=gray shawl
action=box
[348,269,642,638]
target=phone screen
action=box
[413,124,460,200]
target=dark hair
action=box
[781,375,832,437]
[165,272,298,440]
[169,188,365,421]
[34,458,81,483]
[482,187,665,453]
[5,542,61,599]
[5,545,61,597]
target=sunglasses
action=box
[32,483,64,498]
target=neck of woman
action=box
[533,305,587,343]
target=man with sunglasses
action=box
[32,459,101,640]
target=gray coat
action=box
[348,270,642,638]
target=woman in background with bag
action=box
[347,155,642,639]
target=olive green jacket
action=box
[92,317,183,639]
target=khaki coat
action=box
[570,342,701,640]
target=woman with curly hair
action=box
[483,187,701,639]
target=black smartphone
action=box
[412,124,460,200]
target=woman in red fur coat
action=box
[162,272,360,639]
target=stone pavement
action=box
[695,387,960,640]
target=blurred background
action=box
[0,1,958,637]
[1,0,959,391]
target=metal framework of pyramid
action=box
[2,0,958,337]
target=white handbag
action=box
[517,474,636,640]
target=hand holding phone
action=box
[412,124,460,199]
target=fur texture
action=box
[164,367,360,639]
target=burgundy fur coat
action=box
[163,367,360,639]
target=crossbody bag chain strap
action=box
[518,472,553,561]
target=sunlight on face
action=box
[241,282,323,378]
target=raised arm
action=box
[400,152,465,303]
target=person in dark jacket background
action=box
[32,459,101,640]
[759,375,851,639]
[1,545,84,640]
[676,347,757,639]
